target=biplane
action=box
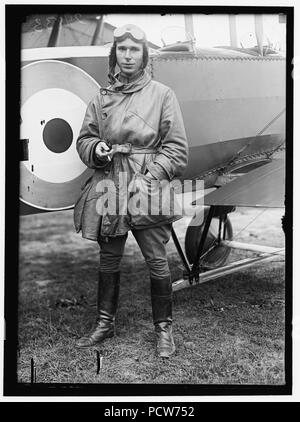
[19,13,287,292]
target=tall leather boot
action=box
[150,276,175,358]
[75,271,120,348]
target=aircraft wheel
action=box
[185,209,233,269]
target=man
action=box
[74,24,188,358]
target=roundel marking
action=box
[21,87,87,184]
[20,60,101,210]
[43,118,73,153]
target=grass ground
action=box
[17,207,285,385]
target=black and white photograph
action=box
[2,2,295,399]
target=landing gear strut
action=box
[171,205,234,284]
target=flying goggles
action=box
[113,24,146,42]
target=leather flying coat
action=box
[74,70,188,240]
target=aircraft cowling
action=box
[20,60,100,212]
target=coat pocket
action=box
[128,173,182,228]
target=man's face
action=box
[116,38,144,77]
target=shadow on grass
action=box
[17,210,285,385]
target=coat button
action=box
[100,88,107,95]
[101,113,107,120]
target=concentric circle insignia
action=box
[20,60,100,210]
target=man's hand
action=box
[95,141,112,161]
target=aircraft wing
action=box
[202,158,285,208]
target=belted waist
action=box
[111,143,157,155]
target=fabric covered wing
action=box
[203,159,285,208]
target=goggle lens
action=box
[114,25,145,42]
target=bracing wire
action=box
[223,108,286,171]
[230,208,268,241]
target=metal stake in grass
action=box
[30,358,36,383]
[96,351,103,374]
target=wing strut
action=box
[48,15,62,47]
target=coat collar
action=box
[107,69,152,94]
